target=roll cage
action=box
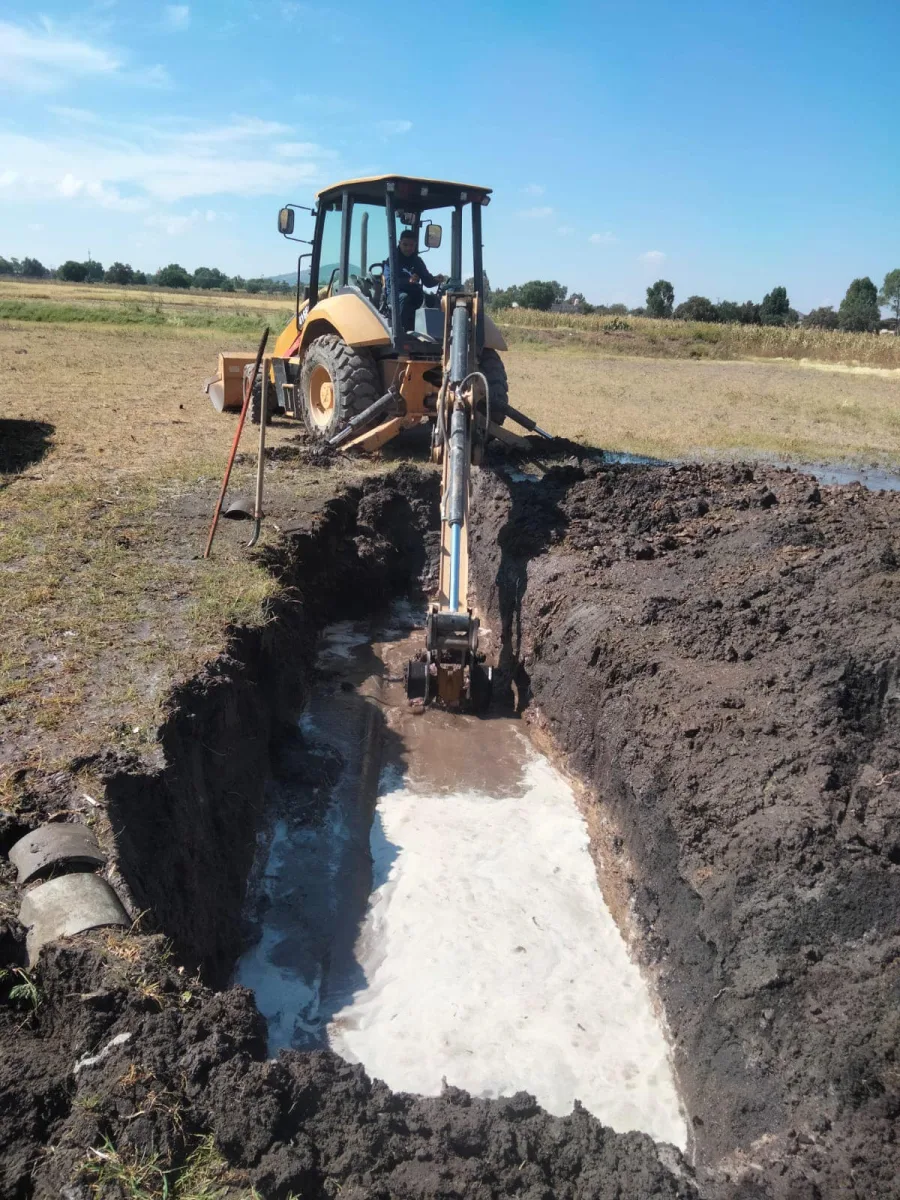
[283,175,492,358]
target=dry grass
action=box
[3,286,900,794]
[0,279,293,336]
[0,277,292,312]
[497,308,900,369]
[508,351,900,466]
[79,1130,255,1199]
[0,320,347,786]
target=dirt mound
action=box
[0,943,694,1199]
[1,465,694,1200]
[470,459,900,1198]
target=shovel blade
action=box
[222,496,254,520]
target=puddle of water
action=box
[794,462,900,492]
[507,449,900,494]
[235,605,687,1149]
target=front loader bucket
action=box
[204,351,257,412]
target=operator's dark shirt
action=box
[386,250,437,291]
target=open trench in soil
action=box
[3,452,900,1199]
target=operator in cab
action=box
[388,229,447,333]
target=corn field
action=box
[493,308,900,369]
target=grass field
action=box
[0,319,351,790]
[0,279,292,335]
[508,352,900,465]
[496,307,900,368]
[2,279,900,797]
[0,277,292,311]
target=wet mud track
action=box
[236,608,685,1148]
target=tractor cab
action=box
[278,175,493,360]
[206,174,510,453]
[203,173,551,706]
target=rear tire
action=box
[299,334,380,441]
[478,348,508,428]
[246,364,276,425]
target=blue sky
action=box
[1,0,897,309]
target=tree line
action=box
[640,273,900,333]
[4,252,899,330]
[0,256,292,295]
[490,270,900,332]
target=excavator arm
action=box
[406,293,492,710]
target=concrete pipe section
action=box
[9,823,106,886]
[236,604,687,1149]
[19,873,127,962]
[9,823,128,961]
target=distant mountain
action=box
[269,262,361,286]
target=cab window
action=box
[315,205,342,298]
[349,203,389,280]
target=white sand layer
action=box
[328,741,687,1148]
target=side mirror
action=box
[278,207,295,236]
[424,223,442,249]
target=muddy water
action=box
[235,605,687,1148]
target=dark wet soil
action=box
[470,449,900,1198]
[0,464,694,1199]
[4,448,900,1198]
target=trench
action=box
[14,455,896,1197]
[233,599,687,1151]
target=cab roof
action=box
[315,175,491,209]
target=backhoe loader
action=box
[205,175,551,707]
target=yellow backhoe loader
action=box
[205,175,551,707]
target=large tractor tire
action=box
[299,334,380,441]
[478,347,508,427]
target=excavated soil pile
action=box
[0,466,694,1200]
[470,453,900,1199]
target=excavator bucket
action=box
[204,352,257,412]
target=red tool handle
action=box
[203,326,269,559]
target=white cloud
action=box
[0,18,121,92]
[0,114,332,213]
[522,183,545,196]
[589,231,618,245]
[517,206,554,219]
[275,141,331,158]
[56,172,148,211]
[375,119,412,136]
[0,19,169,93]
[178,117,291,145]
[640,250,666,264]
[164,5,190,30]
[47,105,101,123]
[132,63,172,88]
[145,207,216,236]
[556,225,575,236]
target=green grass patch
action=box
[0,298,291,335]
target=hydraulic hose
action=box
[450,302,469,385]
[446,400,468,611]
